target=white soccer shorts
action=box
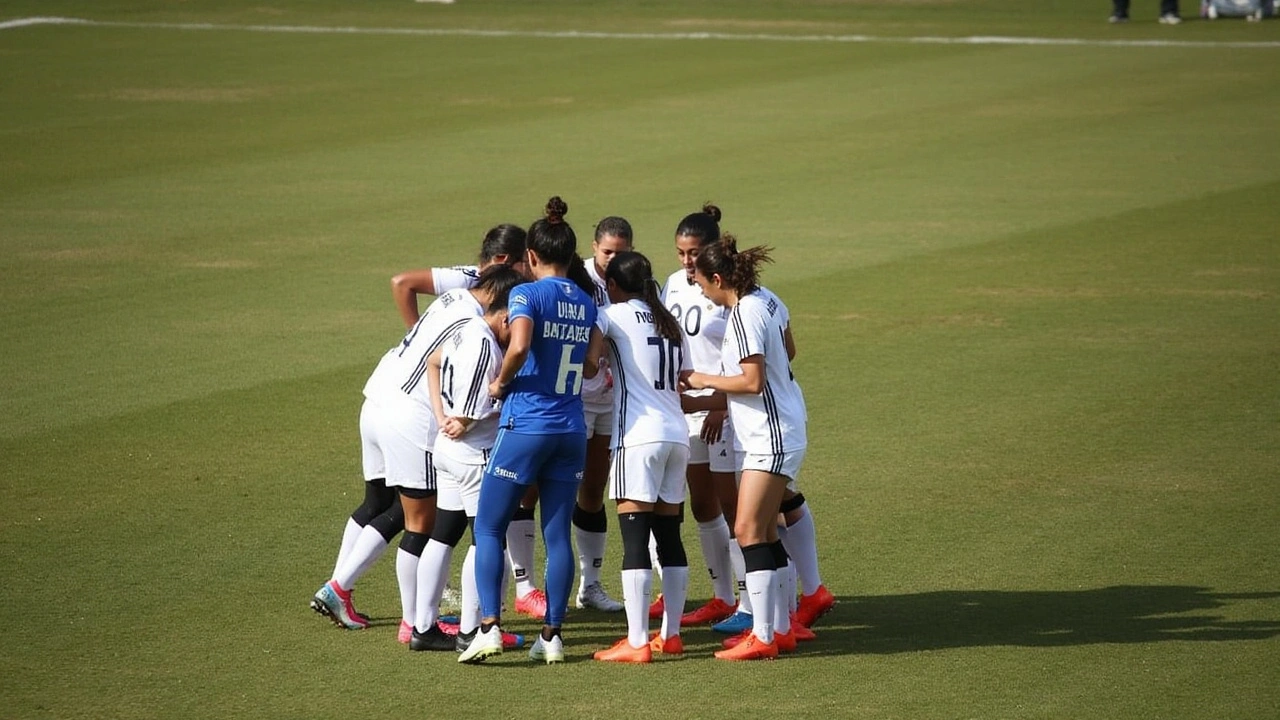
[609,441,690,505]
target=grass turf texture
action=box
[2,1,1278,718]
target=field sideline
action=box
[1,1,1278,719]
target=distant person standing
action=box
[1110,0,1183,23]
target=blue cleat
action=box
[711,610,753,635]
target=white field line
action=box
[2,16,1279,48]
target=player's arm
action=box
[391,269,438,329]
[681,391,727,413]
[685,356,764,395]
[783,324,797,361]
[489,315,532,399]
[426,346,447,428]
[583,325,605,380]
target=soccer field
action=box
[2,1,1278,718]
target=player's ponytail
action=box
[566,254,596,296]
[607,251,682,342]
[694,234,773,296]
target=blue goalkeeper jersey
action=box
[499,276,597,434]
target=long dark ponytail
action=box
[606,251,682,341]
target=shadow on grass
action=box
[801,586,1280,656]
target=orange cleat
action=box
[714,632,778,661]
[680,598,737,626]
[649,631,684,656]
[795,585,835,628]
[774,630,797,653]
[648,594,665,620]
[593,637,652,663]
[789,617,817,642]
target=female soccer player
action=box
[312,265,524,635]
[682,236,808,660]
[651,204,742,630]
[407,287,520,652]
[569,216,633,614]
[589,251,691,663]
[459,197,601,665]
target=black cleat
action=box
[410,624,456,652]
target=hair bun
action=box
[721,232,738,254]
[701,203,722,223]
[545,196,569,225]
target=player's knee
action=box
[368,497,405,542]
[617,511,653,570]
[431,509,469,548]
[351,478,396,525]
[652,514,688,568]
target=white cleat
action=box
[457,624,504,664]
[576,581,624,612]
[528,633,565,664]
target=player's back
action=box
[599,299,689,448]
[500,276,597,435]
[723,286,807,453]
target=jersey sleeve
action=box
[730,301,770,362]
[508,282,536,323]
[431,266,481,295]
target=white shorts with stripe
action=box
[433,453,484,516]
[360,399,435,491]
[737,448,806,492]
[686,411,736,474]
[609,441,689,505]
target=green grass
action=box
[2,2,1278,718]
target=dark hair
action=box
[478,223,527,265]
[594,216,634,245]
[693,234,773,296]
[674,203,722,246]
[566,255,596,296]
[526,196,577,267]
[473,264,524,313]
[606,251,682,341]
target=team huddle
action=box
[310,197,835,663]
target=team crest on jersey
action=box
[560,283,576,298]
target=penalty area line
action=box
[2,16,1280,49]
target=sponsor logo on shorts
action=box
[493,465,518,480]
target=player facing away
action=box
[312,265,525,634]
[651,204,742,629]
[588,251,693,663]
[408,294,525,652]
[389,224,550,627]
[459,197,602,665]
[569,216,633,614]
[683,236,819,660]
[313,224,529,637]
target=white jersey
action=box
[662,269,730,375]
[363,289,483,450]
[581,261,613,410]
[433,315,503,465]
[721,286,807,454]
[598,299,691,448]
[431,265,481,294]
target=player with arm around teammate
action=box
[588,251,692,663]
[312,265,525,637]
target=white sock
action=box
[782,504,823,595]
[460,546,480,634]
[729,542,751,616]
[414,540,453,632]
[660,565,689,640]
[621,568,652,648]
[786,560,798,613]
[395,547,419,626]
[332,524,390,590]
[774,560,792,636]
[697,517,735,603]
[745,569,776,643]
[576,527,607,588]
[333,518,364,577]
[506,518,537,597]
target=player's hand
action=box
[442,417,468,439]
[680,370,706,391]
[489,379,508,399]
[701,410,726,444]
